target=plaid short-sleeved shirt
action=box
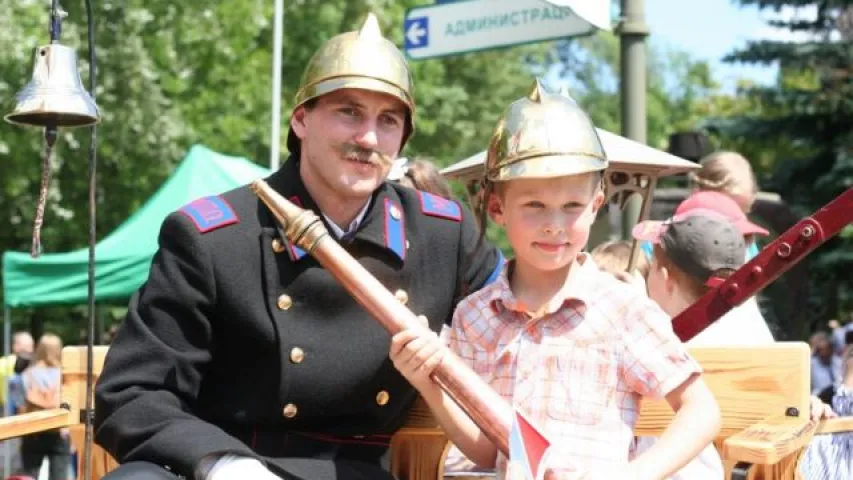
[445,254,701,478]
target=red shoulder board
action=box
[179,196,239,233]
[418,191,461,222]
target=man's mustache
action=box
[338,144,393,167]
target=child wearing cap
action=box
[639,190,769,261]
[637,190,775,342]
[389,81,720,480]
[633,205,774,345]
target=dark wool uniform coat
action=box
[93,157,504,480]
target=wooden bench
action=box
[392,343,848,480]
[0,343,849,480]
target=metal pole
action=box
[270,0,285,171]
[619,0,649,240]
[3,306,10,478]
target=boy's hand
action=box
[389,316,445,394]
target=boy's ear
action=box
[590,189,606,213]
[486,193,504,224]
[661,266,677,294]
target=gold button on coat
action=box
[282,403,298,418]
[277,294,292,310]
[272,238,286,253]
[376,390,390,406]
[394,289,408,305]
[290,347,305,364]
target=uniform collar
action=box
[488,253,599,317]
[265,158,407,263]
[322,200,371,239]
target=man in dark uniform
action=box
[94,13,503,480]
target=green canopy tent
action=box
[2,144,271,311]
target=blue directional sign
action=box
[404,17,429,50]
[403,0,609,60]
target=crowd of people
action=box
[0,332,72,480]
[1,12,848,480]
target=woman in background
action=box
[14,334,70,480]
[688,151,762,259]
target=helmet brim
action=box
[486,153,607,182]
[296,76,414,114]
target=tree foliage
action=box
[0,1,550,339]
[0,1,737,342]
[717,0,853,328]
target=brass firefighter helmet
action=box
[484,79,608,183]
[287,13,415,155]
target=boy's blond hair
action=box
[590,240,649,278]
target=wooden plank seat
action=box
[394,343,847,480]
[0,343,849,480]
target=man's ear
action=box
[291,106,308,139]
[486,193,504,225]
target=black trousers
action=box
[19,431,70,480]
[102,459,396,480]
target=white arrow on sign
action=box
[403,0,610,60]
[406,21,427,46]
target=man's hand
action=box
[389,315,445,394]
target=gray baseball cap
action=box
[633,212,746,286]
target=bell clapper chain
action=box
[31,124,58,258]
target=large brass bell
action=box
[5,44,100,128]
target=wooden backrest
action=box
[61,346,118,480]
[61,345,109,417]
[635,343,812,437]
[0,346,109,443]
[392,343,813,480]
[400,343,812,437]
[53,343,820,480]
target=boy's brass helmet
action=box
[484,79,608,183]
[287,13,415,155]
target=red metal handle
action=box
[674,187,853,342]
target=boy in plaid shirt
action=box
[389,81,720,479]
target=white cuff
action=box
[203,455,280,480]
